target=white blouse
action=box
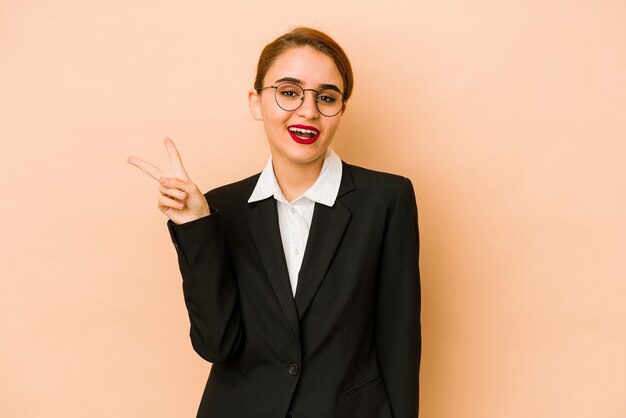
[248,149,343,296]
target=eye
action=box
[276,83,303,100]
[317,91,339,104]
[280,89,299,98]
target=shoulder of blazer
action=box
[342,162,414,201]
[201,162,413,207]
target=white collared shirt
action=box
[248,149,343,296]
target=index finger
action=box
[127,156,165,181]
[164,137,186,173]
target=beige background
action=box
[1,1,625,417]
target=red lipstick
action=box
[287,124,321,144]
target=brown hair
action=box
[254,27,354,102]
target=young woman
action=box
[129,27,420,418]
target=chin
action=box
[279,144,329,165]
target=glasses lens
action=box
[316,89,343,116]
[275,83,304,111]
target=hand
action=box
[128,137,211,225]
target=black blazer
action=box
[167,162,421,418]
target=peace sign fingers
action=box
[128,137,211,224]
[128,138,190,182]
[127,155,166,182]
[164,137,189,179]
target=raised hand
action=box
[128,137,211,225]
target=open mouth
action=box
[288,125,320,144]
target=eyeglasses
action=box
[258,82,345,117]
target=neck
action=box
[272,153,326,202]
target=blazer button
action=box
[288,362,299,376]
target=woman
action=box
[129,27,420,418]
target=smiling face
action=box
[249,46,345,171]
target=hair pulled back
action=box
[254,27,354,102]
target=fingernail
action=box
[159,177,167,184]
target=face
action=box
[249,46,345,170]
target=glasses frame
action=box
[258,82,346,117]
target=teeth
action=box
[289,127,318,135]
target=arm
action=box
[168,208,244,363]
[375,177,421,418]
[128,138,243,363]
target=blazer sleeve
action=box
[375,177,421,418]
[167,208,244,363]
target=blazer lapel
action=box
[248,198,300,340]
[295,163,355,319]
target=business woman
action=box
[129,27,420,418]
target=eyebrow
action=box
[275,77,343,94]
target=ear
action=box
[248,88,263,121]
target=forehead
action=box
[264,46,344,90]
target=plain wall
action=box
[1,1,624,417]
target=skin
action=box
[248,46,345,201]
[127,138,211,225]
[128,45,345,222]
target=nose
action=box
[296,90,320,119]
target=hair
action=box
[254,27,354,102]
